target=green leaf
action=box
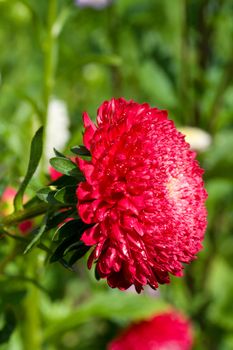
[50,174,79,188]
[14,127,43,211]
[50,157,82,178]
[50,220,89,263]
[23,215,48,254]
[95,266,101,281]
[56,219,86,240]
[46,209,75,231]
[0,308,17,344]
[50,235,77,263]
[71,145,91,156]
[53,148,67,158]
[68,243,90,266]
[54,186,77,205]
[36,186,58,204]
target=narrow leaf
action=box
[46,209,75,231]
[53,148,66,158]
[49,218,92,264]
[65,241,84,254]
[24,215,48,254]
[69,244,90,266]
[49,235,77,263]
[56,219,87,240]
[95,266,101,280]
[14,127,43,211]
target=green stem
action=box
[20,3,58,347]
[21,252,43,350]
[43,0,57,114]
[0,202,50,226]
[179,0,190,124]
[208,56,233,132]
[42,0,58,171]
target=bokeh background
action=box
[0,0,233,349]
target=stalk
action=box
[21,1,58,349]
[0,202,49,226]
[20,252,43,350]
[42,0,58,171]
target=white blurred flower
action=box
[45,99,70,164]
[179,126,212,152]
[75,0,112,9]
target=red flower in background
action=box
[108,311,193,350]
[1,187,33,235]
[76,98,207,292]
[49,166,63,181]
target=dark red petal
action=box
[81,224,100,245]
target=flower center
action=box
[166,176,182,202]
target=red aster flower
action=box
[107,311,193,350]
[76,98,207,292]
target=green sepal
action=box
[23,214,48,254]
[50,157,82,178]
[36,186,58,204]
[54,186,77,205]
[46,209,75,231]
[55,219,86,241]
[71,145,91,156]
[53,148,67,158]
[49,220,91,265]
[68,244,90,266]
[50,174,80,188]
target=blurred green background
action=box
[0,0,233,349]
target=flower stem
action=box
[42,0,58,170]
[0,202,49,227]
[179,0,190,125]
[21,251,43,350]
[43,0,57,114]
[20,3,58,348]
